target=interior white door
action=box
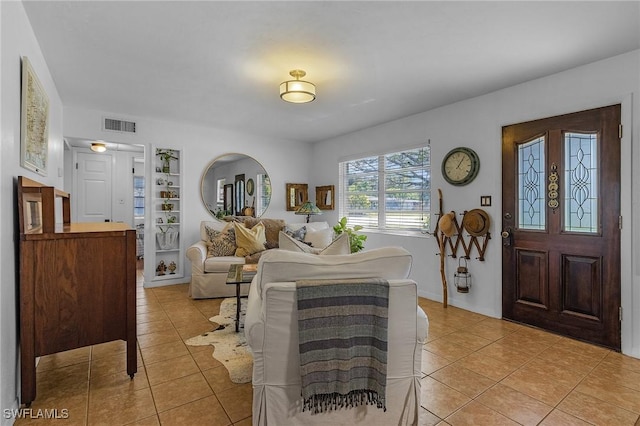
[76,152,112,223]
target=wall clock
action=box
[246,178,255,196]
[442,147,480,186]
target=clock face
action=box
[442,147,480,186]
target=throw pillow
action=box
[278,231,351,255]
[304,228,334,248]
[283,225,307,241]
[316,232,350,255]
[204,224,221,242]
[206,225,236,257]
[235,222,267,257]
[279,231,314,253]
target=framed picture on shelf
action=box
[20,57,49,176]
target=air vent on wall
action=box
[103,117,136,134]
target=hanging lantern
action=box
[454,258,471,293]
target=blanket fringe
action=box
[302,390,386,414]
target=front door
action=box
[501,105,621,350]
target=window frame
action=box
[338,145,431,235]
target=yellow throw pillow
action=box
[235,222,266,257]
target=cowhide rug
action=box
[185,297,252,384]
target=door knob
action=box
[501,228,512,246]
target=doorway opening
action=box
[63,138,147,274]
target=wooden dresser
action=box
[17,176,137,406]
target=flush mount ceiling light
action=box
[90,142,107,153]
[279,69,316,103]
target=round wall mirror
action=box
[201,154,271,219]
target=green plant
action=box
[333,216,367,253]
[214,208,231,219]
[156,149,177,172]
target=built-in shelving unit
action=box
[146,146,185,286]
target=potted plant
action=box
[333,216,367,253]
[156,149,177,173]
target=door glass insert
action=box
[564,132,598,233]
[518,136,546,230]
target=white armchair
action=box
[245,247,428,425]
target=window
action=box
[339,146,430,233]
[216,178,226,205]
[256,173,271,217]
[133,175,145,218]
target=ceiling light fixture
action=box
[90,142,107,153]
[279,69,316,103]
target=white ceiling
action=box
[23,1,640,144]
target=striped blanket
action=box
[296,278,389,413]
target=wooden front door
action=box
[501,105,621,350]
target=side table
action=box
[226,264,255,331]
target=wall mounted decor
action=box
[286,183,308,211]
[315,185,335,210]
[442,147,480,186]
[20,57,49,176]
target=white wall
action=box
[0,2,65,421]
[311,49,640,357]
[63,106,314,280]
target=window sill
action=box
[361,228,432,238]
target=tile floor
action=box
[14,270,640,425]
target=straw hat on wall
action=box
[462,209,490,237]
[438,211,457,237]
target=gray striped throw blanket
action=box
[296,277,389,413]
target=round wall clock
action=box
[246,178,255,196]
[442,147,480,186]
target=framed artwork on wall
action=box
[316,185,335,210]
[20,57,49,176]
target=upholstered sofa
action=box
[245,247,429,425]
[186,218,335,299]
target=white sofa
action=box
[186,219,334,299]
[245,247,429,425]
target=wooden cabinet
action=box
[18,177,137,406]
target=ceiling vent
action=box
[103,117,136,134]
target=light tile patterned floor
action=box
[418,298,640,426]
[13,270,640,425]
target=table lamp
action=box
[295,201,322,223]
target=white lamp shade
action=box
[280,80,316,103]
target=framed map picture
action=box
[21,56,49,176]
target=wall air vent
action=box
[103,117,136,134]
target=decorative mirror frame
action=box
[286,183,308,211]
[200,153,271,219]
[316,185,335,210]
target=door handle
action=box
[501,228,512,246]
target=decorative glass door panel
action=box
[517,136,545,230]
[564,132,598,233]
